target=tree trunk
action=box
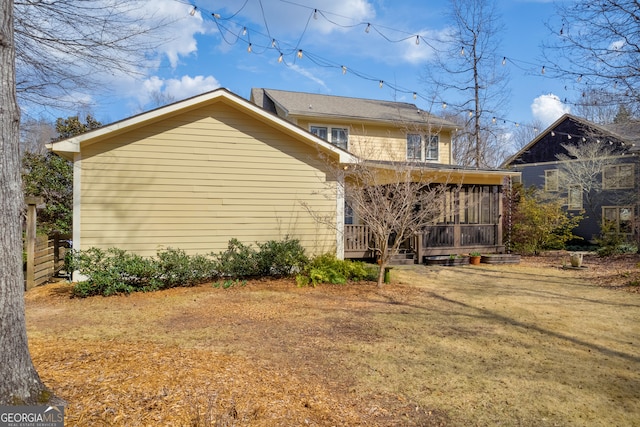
[0,0,52,405]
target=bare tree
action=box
[556,140,618,218]
[14,0,170,110]
[343,160,450,287]
[19,117,56,155]
[423,0,510,168]
[542,1,640,116]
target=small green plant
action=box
[295,253,376,287]
[470,251,481,257]
[595,221,637,256]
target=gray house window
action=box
[311,126,348,150]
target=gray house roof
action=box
[250,88,455,129]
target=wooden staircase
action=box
[389,249,416,265]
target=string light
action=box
[194,0,594,131]
[492,117,496,123]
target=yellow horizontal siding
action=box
[295,118,452,163]
[80,102,336,257]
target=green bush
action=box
[296,253,376,287]
[213,238,260,277]
[154,248,216,288]
[508,186,582,255]
[595,221,638,256]
[70,248,156,297]
[255,237,308,276]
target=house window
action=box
[603,164,634,189]
[603,206,634,235]
[567,185,583,210]
[426,135,439,160]
[311,126,348,150]
[406,134,439,161]
[344,202,354,225]
[545,169,559,192]
[407,134,422,160]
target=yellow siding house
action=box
[49,89,355,265]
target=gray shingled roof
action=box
[251,88,455,128]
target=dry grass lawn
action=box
[25,254,640,426]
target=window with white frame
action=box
[310,126,348,150]
[407,134,422,160]
[603,163,634,189]
[426,135,439,160]
[567,185,583,210]
[545,169,559,192]
[406,133,439,161]
[602,206,634,235]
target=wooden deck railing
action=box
[344,223,501,259]
[344,225,375,258]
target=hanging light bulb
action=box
[365,23,371,33]
[271,39,277,48]
[492,117,496,123]
[515,123,520,127]
[212,12,221,19]
[297,49,303,58]
[278,53,283,63]
[247,43,252,53]
[189,6,197,16]
[567,134,572,139]
[534,127,539,133]
[460,46,465,55]
[551,131,556,136]
[502,57,506,66]
[242,27,247,36]
[468,110,473,117]
[413,92,417,99]
[442,102,447,109]
[415,36,420,45]
[379,80,384,88]
[541,66,545,74]
[582,137,586,142]
[341,66,347,74]
[313,9,318,19]
[577,74,583,82]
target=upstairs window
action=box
[426,135,439,160]
[311,126,348,150]
[545,169,559,192]
[406,134,439,161]
[603,164,634,189]
[407,134,422,160]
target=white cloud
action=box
[136,75,221,107]
[531,94,570,127]
[289,64,329,89]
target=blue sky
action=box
[44,0,576,130]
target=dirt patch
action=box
[25,255,640,426]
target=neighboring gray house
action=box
[503,113,640,243]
